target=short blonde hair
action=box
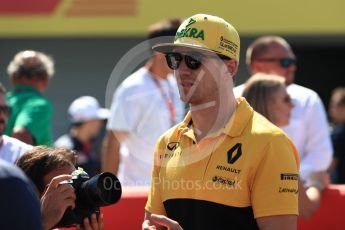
[7,50,55,79]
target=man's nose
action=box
[177,59,192,76]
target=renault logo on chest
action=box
[227,143,242,164]
[167,142,180,151]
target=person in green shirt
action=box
[5,50,55,146]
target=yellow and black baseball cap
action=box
[152,14,240,61]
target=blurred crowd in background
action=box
[0,5,345,228]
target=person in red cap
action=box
[143,14,299,230]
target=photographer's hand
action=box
[76,213,104,230]
[41,175,76,230]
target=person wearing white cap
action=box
[143,14,299,229]
[55,96,109,176]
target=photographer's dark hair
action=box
[16,146,77,194]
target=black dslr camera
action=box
[56,168,122,227]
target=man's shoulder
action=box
[2,135,33,153]
[10,91,52,111]
[119,67,151,90]
[235,99,285,139]
[155,122,184,146]
[287,83,319,99]
[28,94,52,106]
[233,83,245,98]
[250,112,287,139]
[247,113,299,165]
[288,84,325,111]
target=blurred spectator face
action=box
[329,94,345,124]
[270,85,293,127]
[0,93,11,135]
[156,52,172,73]
[253,43,297,85]
[83,119,103,138]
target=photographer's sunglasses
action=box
[165,52,230,70]
[256,57,296,68]
[0,105,11,115]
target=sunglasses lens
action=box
[165,53,182,70]
[281,58,296,68]
[185,55,202,70]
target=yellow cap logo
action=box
[175,17,205,41]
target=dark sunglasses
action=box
[257,57,297,68]
[0,105,11,114]
[165,52,230,70]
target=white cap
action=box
[68,96,109,123]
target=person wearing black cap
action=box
[143,14,299,230]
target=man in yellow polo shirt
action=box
[143,14,299,230]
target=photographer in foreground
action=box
[16,146,104,230]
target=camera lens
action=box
[80,172,122,207]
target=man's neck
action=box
[13,81,45,93]
[190,96,237,142]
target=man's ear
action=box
[224,59,238,77]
